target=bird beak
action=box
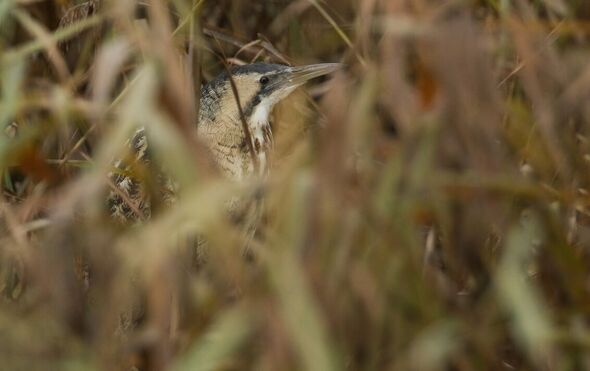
[282,63,342,89]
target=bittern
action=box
[57,2,340,222]
[108,63,341,222]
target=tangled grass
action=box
[2,0,590,370]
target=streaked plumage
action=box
[56,2,340,223]
[108,63,340,222]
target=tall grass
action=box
[1,0,590,370]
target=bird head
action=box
[230,62,341,111]
[197,62,340,179]
[199,62,341,127]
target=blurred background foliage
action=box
[2,0,590,370]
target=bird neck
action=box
[248,102,274,176]
[196,93,274,180]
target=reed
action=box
[1,0,590,369]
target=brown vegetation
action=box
[2,0,590,370]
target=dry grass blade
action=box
[171,308,252,371]
[2,0,590,370]
[0,0,14,25]
[10,9,70,81]
[307,0,365,66]
[2,12,103,63]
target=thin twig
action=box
[213,38,259,173]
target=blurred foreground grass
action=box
[2,0,590,370]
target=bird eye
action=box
[259,76,269,85]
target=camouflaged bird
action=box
[57,1,340,222]
[107,63,340,222]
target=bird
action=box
[108,62,341,223]
[197,63,340,180]
[55,2,341,225]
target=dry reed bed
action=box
[1,0,590,370]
